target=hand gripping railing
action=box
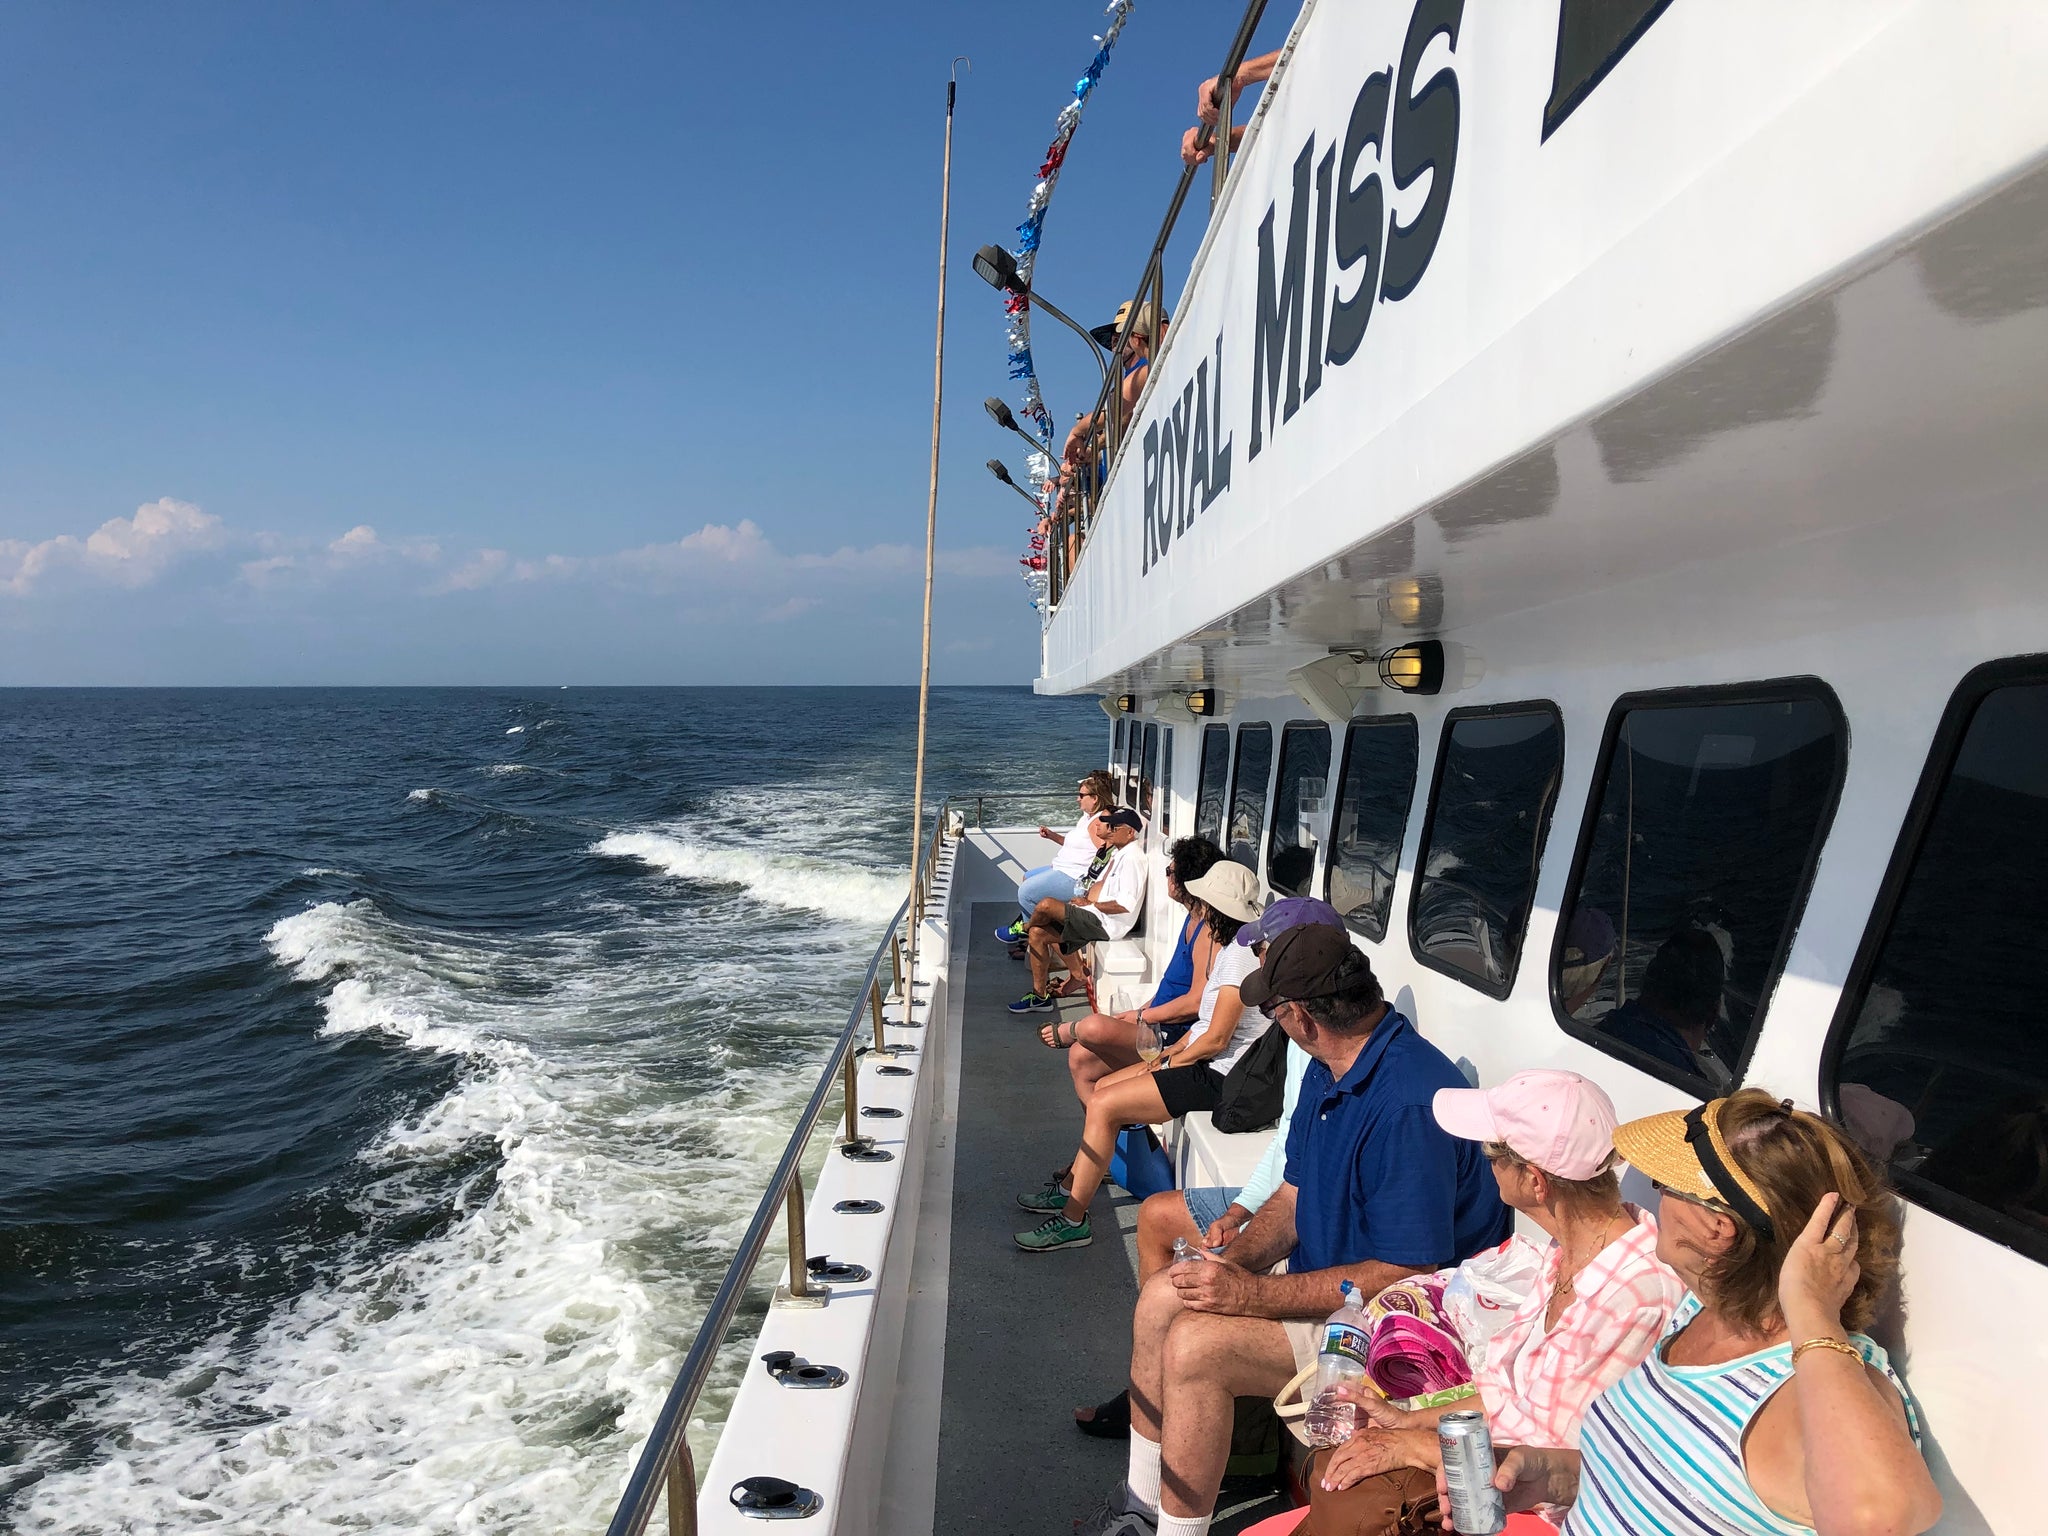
[604,789,1076,1536]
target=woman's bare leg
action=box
[1062,1074,1170,1222]
[1067,1012,1141,1104]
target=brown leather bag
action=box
[1294,1447,1441,1536]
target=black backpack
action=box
[1210,1020,1288,1133]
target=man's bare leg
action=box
[1127,1267,1182,1442]
[1134,1189,1201,1284]
[1158,1313,1297,1521]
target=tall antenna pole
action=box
[905,58,965,1015]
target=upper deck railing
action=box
[1039,0,1274,611]
[603,788,1076,1536]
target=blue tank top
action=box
[1149,914,1204,1009]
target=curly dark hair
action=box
[1167,836,1224,892]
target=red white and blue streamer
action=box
[1004,0,1138,593]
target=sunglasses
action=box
[1652,1179,1731,1216]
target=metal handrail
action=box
[1046,0,1272,609]
[603,787,1084,1536]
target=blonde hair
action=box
[1698,1088,1901,1335]
[1078,770,1118,809]
[1482,1141,1622,1215]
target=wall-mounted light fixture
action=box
[1185,687,1218,717]
[1113,693,1138,714]
[1373,640,1486,695]
[1378,641,1447,695]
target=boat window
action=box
[1324,716,1419,942]
[1227,724,1274,872]
[1195,726,1230,846]
[1113,716,1126,768]
[1410,706,1564,997]
[1164,726,1178,838]
[1268,724,1332,897]
[1122,717,1144,811]
[1828,661,2048,1266]
[1554,686,1845,1095]
[1141,723,1162,833]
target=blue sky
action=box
[0,1,1291,685]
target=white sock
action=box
[1126,1432,1161,1513]
[1157,1513,1211,1536]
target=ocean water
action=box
[0,686,1101,1534]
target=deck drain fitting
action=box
[760,1351,849,1390]
[806,1256,871,1284]
[730,1477,822,1520]
[833,1198,884,1214]
[860,1105,903,1119]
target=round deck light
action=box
[1378,641,1446,695]
[1114,693,1137,713]
[1186,688,1217,716]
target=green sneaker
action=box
[1015,1184,1070,1214]
[1014,1212,1092,1252]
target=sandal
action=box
[1074,1389,1131,1439]
[1039,1020,1078,1049]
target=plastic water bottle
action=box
[1171,1237,1198,1264]
[1304,1281,1370,1447]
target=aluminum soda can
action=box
[1436,1409,1506,1534]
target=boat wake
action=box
[593,830,902,925]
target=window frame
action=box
[1820,654,2048,1263]
[1267,720,1335,898]
[1227,721,1278,875]
[1547,677,1848,1094]
[1322,712,1420,943]
[1408,700,1566,1000]
[1194,724,1231,846]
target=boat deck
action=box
[933,900,1288,1535]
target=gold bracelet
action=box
[1791,1336,1862,1367]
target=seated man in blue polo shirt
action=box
[1092,924,1509,1536]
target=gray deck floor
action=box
[934,905,1287,1536]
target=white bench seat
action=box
[1168,1110,1275,1193]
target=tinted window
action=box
[1411,708,1564,996]
[1123,717,1144,810]
[1268,724,1332,897]
[1325,717,1419,941]
[1833,669,2048,1264]
[1556,689,1843,1094]
[1141,723,1162,831]
[1157,725,1175,839]
[1113,716,1126,766]
[1195,726,1230,845]
[1228,725,1274,872]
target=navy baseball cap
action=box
[1104,808,1145,833]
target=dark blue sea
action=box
[0,686,1100,1533]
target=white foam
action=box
[505,726,525,734]
[483,763,535,776]
[593,831,901,925]
[407,788,437,803]
[15,891,852,1534]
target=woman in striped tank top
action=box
[1472,1090,1942,1536]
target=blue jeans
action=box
[1017,865,1085,920]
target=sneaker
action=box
[1014,1212,1092,1251]
[1082,1485,1157,1536]
[1007,991,1056,1014]
[1015,1184,1069,1213]
[993,917,1029,943]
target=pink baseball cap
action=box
[1432,1069,1618,1181]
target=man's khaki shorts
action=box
[1281,1317,1321,1373]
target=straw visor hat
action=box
[1613,1097,1778,1241]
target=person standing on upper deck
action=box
[1179,49,1279,167]
[1091,924,1509,1536]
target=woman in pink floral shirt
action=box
[1317,1070,1685,1495]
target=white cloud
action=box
[434,548,511,593]
[2,498,223,594]
[327,524,441,564]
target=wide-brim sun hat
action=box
[1089,299,1164,348]
[1613,1097,1777,1241]
[1183,861,1262,923]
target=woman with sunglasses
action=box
[1468,1090,1942,1536]
[996,772,1116,945]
